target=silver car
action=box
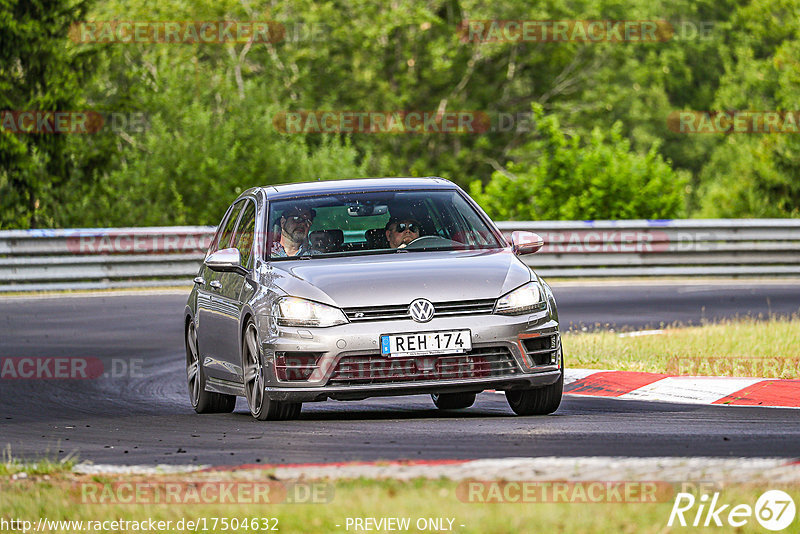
[184,177,563,420]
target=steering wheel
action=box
[403,235,454,249]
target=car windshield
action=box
[266,189,504,260]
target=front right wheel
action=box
[242,319,302,421]
[505,349,563,416]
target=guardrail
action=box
[1,219,799,291]
[497,219,800,278]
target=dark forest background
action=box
[2,0,799,228]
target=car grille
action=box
[328,346,519,385]
[342,299,496,322]
[521,334,560,366]
[275,352,323,382]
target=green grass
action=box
[0,286,189,298]
[0,447,77,476]
[0,472,797,533]
[564,316,800,377]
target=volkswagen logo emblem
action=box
[409,299,435,323]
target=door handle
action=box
[193,276,205,285]
[209,280,222,290]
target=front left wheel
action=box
[186,320,236,414]
[505,349,564,416]
[242,320,302,421]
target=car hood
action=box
[267,249,533,307]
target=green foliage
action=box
[694,14,800,217]
[2,0,800,228]
[56,71,368,226]
[696,135,800,217]
[470,105,687,220]
[0,0,97,228]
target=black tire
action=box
[431,392,476,410]
[505,349,564,416]
[242,320,302,421]
[186,320,236,414]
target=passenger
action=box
[271,207,318,257]
[385,217,421,249]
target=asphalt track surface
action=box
[1,282,799,465]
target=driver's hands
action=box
[397,243,407,249]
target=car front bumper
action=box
[257,309,562,402]
[265,370,562,402]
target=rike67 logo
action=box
[668,490,796,530]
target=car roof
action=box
[257,177,457,200]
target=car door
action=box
[197,200,244,381]
[215,198,258,380]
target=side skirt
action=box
[206,376,245,397]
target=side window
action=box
[232,200,257,267]
[215,200,245,252]
[207,206,231,256]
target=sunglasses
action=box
[394,222,420,233]
[288,215,314,224]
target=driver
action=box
[385,217,421,249]
[271,206,318,257]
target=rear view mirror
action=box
[347,204,388,217]
[510,231,544,255]
[205,248,247,274]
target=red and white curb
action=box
[564,369,800,408]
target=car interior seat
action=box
[364,228,390,249]
[308,229,344,253]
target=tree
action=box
[470,104,687,220]
[4,0,799,228]
[694,2,800,217]
[53,27,369,227]
[0,0,97,228]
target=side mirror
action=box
[510,231,544,255]
[205,247,247,274]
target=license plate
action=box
[380,330,471,357]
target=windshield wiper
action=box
[314,248,405,258]
[401,246,455,252]
[403,245,501,253]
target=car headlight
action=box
[494,282,547,315]
[274,297,349,327]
